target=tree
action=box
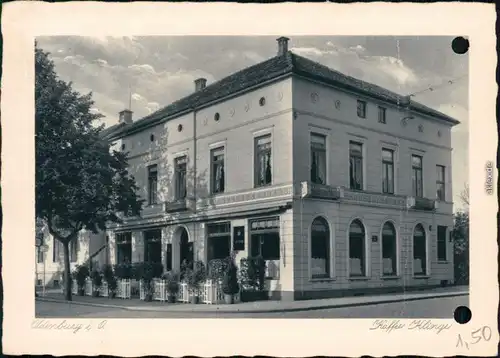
[453,210,469,285]
[35,45,143,301]
[459,182,469,208]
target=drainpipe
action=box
[192,107,198,260]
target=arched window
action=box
[311,217,330,278]
[349,219,366,277]
[381,222,397,276]
[413,224,427,275]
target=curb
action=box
[36,291,468,314]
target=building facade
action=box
[102,37,458,300]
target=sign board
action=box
[233,226,245,251]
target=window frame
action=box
[382,148,395,194]
[378,106,387,124]
[437,225,448,262]
[147,164,158,205]
[309,216,333,279]
[357,99,367,119]
[412,223,428,276]
[411,154,424,198]
[436,165,446,201]
[116,232,132,264]
[70,238,78,263]
[249,216,280,268]
[347,218,368,278]
[310,132,327,185]
[349,141,364,191]
[174,155,188,200]
[210,146,226,195]
[380,221,398,276]
[254,133,273,188]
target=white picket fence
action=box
[99,282,109,297]
[176,280,239,304]
[117,279,131,299]
[72,279,78,295]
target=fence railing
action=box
[84,278,93,296]
[72,279,78,295]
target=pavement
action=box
[35,285,469,314]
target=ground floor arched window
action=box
[349,219,366,277]
[413,224,427,275]
[381,222,397,276]
[311,217,330,278]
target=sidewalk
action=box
[36,285,469,314]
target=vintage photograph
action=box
[34,35,470,319]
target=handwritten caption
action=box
[32,319,108,334]
[369,319,452,334]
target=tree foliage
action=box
[35,45,143,300]
[453,210,469,285]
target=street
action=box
[36,295,467,319]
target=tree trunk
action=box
[63,240,72,301]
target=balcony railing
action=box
[406,197,438,211]
[164,197,195,213]
[300,181,343,200]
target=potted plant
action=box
[103,264,117,298]
[165,271,180,303]
[222,259,239,304]
[75,265,89,296]
[187,260,206,304]
[91,269,103,297]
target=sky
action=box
[36,36,469,209]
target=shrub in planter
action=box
[222,259,239,304]
[140,262,155,302]
[91,269,103,297]
[208,258,230,283]
[238,256,268,302]
[253,255,267,291]
[103,264,117,298]
[114,263,132,280]
[165,271,180,303]
[75,265,90,296]
[180,259,193,281]
[187,260,206,304]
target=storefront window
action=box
[382,222,397,276]
[207,222,231,262]
[250,217,280,278]
[311,217,330,278]
[349,219,366,277]
[413,224,427,275]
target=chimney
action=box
[119,109,133,124]
[277,37,290,56]
[195,78,207,92]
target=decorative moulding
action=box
[401,118,408,127]
[437,130,442,137]
[335,100,341,109]
[203,117,208,126]
[418,124,424,133]
[277,92,283,102]
[310,92,319,103]
[229,108,235,117]
[244,103,250,112]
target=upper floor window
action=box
[436,165,445,201]
[254,134,272,187]
[412,155,423,197]
[211,147,225,194]
[378,106,387,124]
[147,164,158,205]
[349,142,363,190]
[310,133,326,184]
[382,148,394,194]
[53,239,62,262]
[174,156,187,200]
[357,100,367,118]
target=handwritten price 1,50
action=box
[456,326,492,350]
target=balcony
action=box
[407,197,438,211]
[164,197,195,213]
[300,181,343,200]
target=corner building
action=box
[104,37,459,300]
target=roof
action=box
[106,51,459,139]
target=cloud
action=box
[129,64,156,75]
[132,93,146,102]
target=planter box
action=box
[116,279,131,299]
[240,290,268,302]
